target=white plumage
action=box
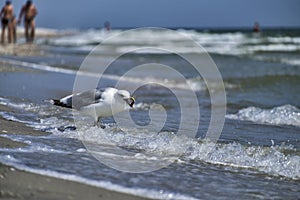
[51,87,135,125]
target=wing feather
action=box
[52,88,108,109]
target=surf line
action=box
[0,57,133,81]
[0,57,78,75]
[0,57,200,91]
[0,57,116,80]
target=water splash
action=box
[226,105,300,127]
[184,140,300,179]
[1,97,299,179]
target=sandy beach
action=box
[0,43,44,56]
[0,28,70,56]
[0,105,150,200]
[0,163,150,200]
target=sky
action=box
[8,0,300,29]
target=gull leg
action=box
[93,121,98,127]
[94,118,105,129]
[99,124,106,129]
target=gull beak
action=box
[125,97,135,108]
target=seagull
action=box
[50,87,135,127]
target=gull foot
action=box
[58,126,77,132]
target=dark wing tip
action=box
[50,99,60,105]
[50,99,71,108]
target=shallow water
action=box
[0,28,300,199]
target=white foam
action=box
[185,140,300,179]
[226,105,300,127]
[0,112,31,124]
[281,58,300,66]
[1,100,299,180]
[50,119,300,179]
[268,36,300,44]
[46,29,105,46]
[36,28,300,59]
[45,29,249,55]
[247,44,300,52]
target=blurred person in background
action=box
[0,1,14,44]
[18,0,37,42]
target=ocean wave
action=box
[281,58,300,66]
[24,119,300,179]
[38,28,117,46]
[247,44,300,52]
[267,36,300,44]
[226,105,300,127]
[185,140,300,179]
[1,97,299,179]
[40,28,300,56]
[31,115,300,179]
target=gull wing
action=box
[52,88,107,109]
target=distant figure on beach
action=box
[18,0,37,42]
[104,21,111,32]
[0,1,14,44]
[253,22,260,33]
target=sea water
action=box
[0,28,299,199]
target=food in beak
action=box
[126,97,135,107]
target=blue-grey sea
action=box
[0,28,299,199]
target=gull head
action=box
[116,90,135,108]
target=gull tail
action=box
[50,99,71,108]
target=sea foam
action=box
[226,105,300,127]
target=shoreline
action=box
[0,43,45,56]
[0,163,151,200]
[0,27,71,56]
[0,106,151,200]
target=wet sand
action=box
[0,28,71,56]
[0,43,45,56]
[0,105,151,200]
[0,163,150,200]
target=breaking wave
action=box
[0,97,299,179]
[226,105,300,127]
